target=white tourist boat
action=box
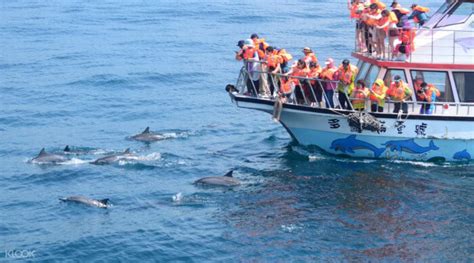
[228,0,474,162]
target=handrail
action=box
[354,27,474,64]
[235,67,474,117]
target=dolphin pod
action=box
[194,171,240,187]
[30,148,69,164]
[60,196,110,208]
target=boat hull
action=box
[233,95,474,162]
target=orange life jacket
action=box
[243,47,257,60]
[366,9,381,26]
[304,53,318,64]
[253,38,269,54]
[338,65,358,85]
[419,84,440,102]
[280,78,297,94]
[350,3,364,19]
[265,53,280,68]
[400,29,416,51]
[413,6,430,23]
[388,81,411,101]
[352,87,369,109]
[308,66,322,85]
[291,66,309,86]
[320,66,337,80]
[277,49,293,63]
[369,83,388,105]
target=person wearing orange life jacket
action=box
[394,26,416,61]
[409,4,430,27]
[417,82,440,115]
[263,46,282,97]
[320,58,338,108]
[375,10,397,60]
[391,2,411,28]
[350,79,370,111]
[275,47,293,73]
[286,59,310,105]
[307,61,324,106]
[387,75,413,113]
[250,33,268,58]
[302,47,318,67]
[369,79,388,112]
[413,75,425,100]
[337,59,358,110]
[349,0,365,51]
[240,39,261,96]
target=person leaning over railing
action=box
[351,79,371,111]
[417,82,440,115]
[285,59,309,105]
[387,75,412,113]
[320,58,338,108]
[236,39,263,96]
[263,46,282,97]
[307,61,323,107]
[369,79,388,112]
[348,0,365,52]
[337,59,358,109]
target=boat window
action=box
[410,70,454,102]
[383,69,407,87]
[356,62,370,81]
[365,65,380,86]
[424,0,455,27]
[453,72,474,102]
[436,2,473,28]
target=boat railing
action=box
[235,66,474,117]
[354,27,474,64]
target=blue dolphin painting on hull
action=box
[453,149,471,161]
[330,135,385,157]
[383,139,439,154]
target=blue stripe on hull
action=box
[290,128,473,162]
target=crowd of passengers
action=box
[350,0,430,61]
[235,32,440,115]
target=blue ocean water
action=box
[1,0,473,261]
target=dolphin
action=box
[130,127,166,142]
[453,149,471,161]
[194,171,240,187]
[383,139,439,154]
[30,148,68,164]
[330,135,385,157]
[90,148,136,165]
[60,196,109,208]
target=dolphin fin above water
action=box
[224,170,233,177]
[123,148,131,154]
[194,170,240,187]
[38,148,47,156]
[64,145,71,152]
[142,127,150,134]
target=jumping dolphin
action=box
[130,127,166,142]
[60,196,109,208]
[194,171,240,187]
[30,148,68,164]
[90,148,136,165]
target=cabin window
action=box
[410,70,454,102]
[454,72,474,102]
[383,69,407,87]
[365,65,380,86]
[436,2,474,27]
[357,62,370,81]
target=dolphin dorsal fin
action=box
[142,127,150,134]
[64,145,70,152]
[124,148,131,154]
[99,198,109,205]
[38,148,47,156]
[224,170,233,177]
